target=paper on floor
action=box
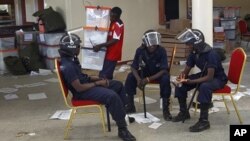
[28,93,47,100]
[129,112,160,124]
[0,87,18,94]
[14,82,47,89]
[244,88,250,96]
[190,107,219,114]
[134,96,157,104]
[148,122,162,129]
[4,94,18,100]
[44,78,58,83]
[50,109,72,120]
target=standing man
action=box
[93,7,124,80]
[59,33,136,141]
[125,30,172,121]
[173,28,227,132]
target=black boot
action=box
[162,98,172,121]
[172,98,190,122]
[189,103,210,132]
[116,120,136,141]
[125,95,136,113]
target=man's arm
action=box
[177,68,215,84]
[71,79,109,92]
[186,68,214,84]
[147,69,167,82]
[93,39,118,52]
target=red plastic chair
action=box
[55,59,110,139]
[238,20,250,48]
[194,47,246,124]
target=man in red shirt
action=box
[93,7,124,80]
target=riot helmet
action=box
[142,30,161,47]
[59,33,81,57]
[176,28,207,53]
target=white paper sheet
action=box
[44,78,58,83]
[148,122,162,129]
[50,109,72,120]
[28,93,47,100]
[0,87,18,94]
[129,112,160,124]
[243,88,250,96]
[134,96,157,104]
[14,82,47,89]
[24,33,33,41]
[4,94,18,100]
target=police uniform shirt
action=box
[186,49,227,81]
[60,57,90,99]
[131,46,168,76]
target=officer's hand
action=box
[176,73,188,83]
[93,45,101,52]
[95,79,109,87]
[140,78,148,86]
[138,79,148,90]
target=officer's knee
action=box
[199,83,210,91]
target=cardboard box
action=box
[170,19,191,33]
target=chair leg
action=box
[98,106,106,134]
[230,95,243,124]
[106,109,111,132]
[222,95,230,114]
[64,109,76,139]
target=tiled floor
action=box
[0,49,250,141]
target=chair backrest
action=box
[55,59,71,107]
[239,20,248,34]
[228,48,247,85]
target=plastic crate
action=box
[39,44,60,58]
[0,37,15,50]
[37,33,64,46]
[16,31,37,45]
[83,27,108,48]
[85,6,111,28]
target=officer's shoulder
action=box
[158,46,166,52]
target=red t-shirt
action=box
[105,20,124,61]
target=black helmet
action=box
[59,33,81,57]
[176,28,207,53]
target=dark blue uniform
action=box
[60,57,127,121]
[125,46,171,99]
[175,49,228,103]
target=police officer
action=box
[125,30,172,121]
[58,33,136,141]
[173,28,228,132]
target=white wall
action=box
[44,0,161,61]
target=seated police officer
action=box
[58,33,136,141]
[173,28,227,132]
[125,30,172,121]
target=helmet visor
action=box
[176,28,199,43]
[142,32,161,47]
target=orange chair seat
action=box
[71,99,102,106]
[214,85,231,94]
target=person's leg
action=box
[108,80,128,106]
[159,74,172,121]
[78,87,136,140]
[189,79,225,132]
[172,73,199,122]
[124,72,138,113]
[99,59,117,80]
